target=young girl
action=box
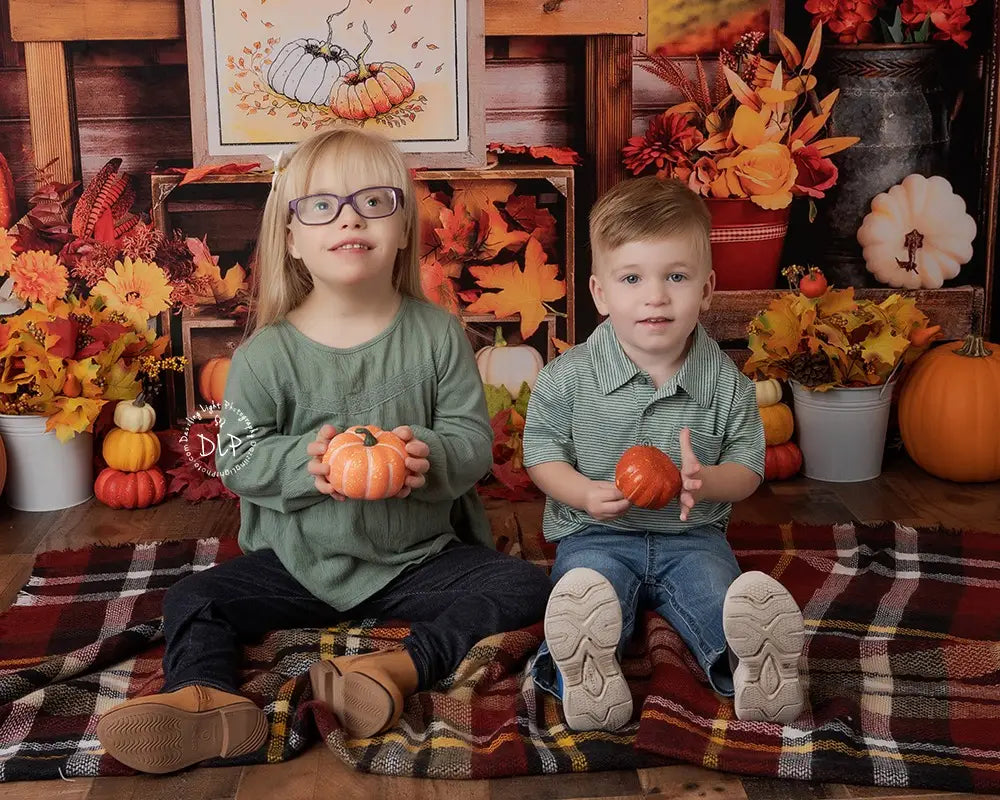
[96,128,552,774]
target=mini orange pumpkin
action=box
[322,425,408,500]
[615,445,682,509]
[198,357,231,405]
[764,441,802,481]
[102,429,161,472]
[759,402,794,445]
[95,467,167,509]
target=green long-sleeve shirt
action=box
[214,297,495,610]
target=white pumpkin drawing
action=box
[266,5,360,105]
[857,174,976,289]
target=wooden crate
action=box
[179,308,244,419]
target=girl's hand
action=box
[584,481,631,521]
[306,424,347,501]
[678,427,703,522]
[391,425,431,498]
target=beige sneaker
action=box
[96,685,267,774]
[723,571,805,724]
[544,567,632,731]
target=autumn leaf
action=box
[435,202,480,261]
[466,237,565,340]
[389,20,397,33]
[102,361,142,401]
[552,337,571,354]
[527,146,582,165]
[436,203,529,263]
[483,383,513,418]
[451,180,516,216]
[504,195,557,253]
[166,162,261,186]
[46,396,102,442]
[416,183,447,257]
[419,256,460,314]
[240,9,248,20]
[479,208,530,260]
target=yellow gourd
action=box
[102,429,161,472]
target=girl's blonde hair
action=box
[250,127,425,332]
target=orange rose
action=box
[719,143,798,210]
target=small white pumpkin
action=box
[754,378,782,407]
[114,393,156,433]
[857,174,976,289]
[476,327,544,398]
[267,11,359,105]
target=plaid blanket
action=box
[1,521,999,792]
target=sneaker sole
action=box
[309,661,398,739]
[723,571,805,724]
[544,567,632,731]
[96,699,267,774]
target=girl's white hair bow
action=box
[270,150,285,192]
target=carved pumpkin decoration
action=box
[267,12,359,105]
[765,441,802,481]
[0,152,14,229]
[759,402,794,445]
[102,429,161,472]
[0,432,6,496]
[114,393,156,433]
[857,174,976,289]
[330,22,414,120]
[95,467,167,509]
[198,357,231,405]
[476,327,544,398]
[614,445,682,510]
[898,334,1000,482]
[754,378,782,408]
[322,425,408,500]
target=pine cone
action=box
[783,351,835,387]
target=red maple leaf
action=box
[504,195,557,253]
[77,321,132,358]
[165,162,261,187]
[46,316,79,359]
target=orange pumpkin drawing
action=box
[322,425,408,500]
[330,22,414,120]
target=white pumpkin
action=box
[754,378,782,407]
[114,394,156,433]
[476,328,544,398]
[857,174,976,289]
[267,11,359,105]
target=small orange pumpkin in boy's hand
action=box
[322,425,408,500]
[615,445,682,509]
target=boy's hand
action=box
[584,481,631,521]
[391,425,431,499]
[678,427,704,521]
[307,424,346,501]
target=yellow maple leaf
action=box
[466,237,565,340]
[46,396,103,442]
[451,180,516,216]
[102,361,142,401]
[552,337,572,354]
[861,326,910,372]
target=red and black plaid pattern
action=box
[2,521,999,791]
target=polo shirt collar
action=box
[589,320,721,407]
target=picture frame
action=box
[644,0,785,57]
[182,0,486,169]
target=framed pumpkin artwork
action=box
[183,0,486,168]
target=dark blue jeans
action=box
[161,541,551,693]
[532,525,742,697]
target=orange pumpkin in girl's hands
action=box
[615,445,682,509]
[322,425,408,500]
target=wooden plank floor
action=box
[1,450,998,800]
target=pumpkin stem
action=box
[493,326,507,347]
[353,426,379,446]
[356,21,374,79]
[133,391,147,407]
[955,334,993,358]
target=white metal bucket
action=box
[0,414,94,511]
[790,381,893,482]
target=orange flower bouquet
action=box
[624,27,859,211]
[0,230,182,441]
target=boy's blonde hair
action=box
[588,176,712,272]
[251,127,425,332]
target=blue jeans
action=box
[532,524,741,698]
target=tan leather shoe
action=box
[96,685,267,774]
[309,649,417,738]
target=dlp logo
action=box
[180,400,257,478]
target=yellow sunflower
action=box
[92,257,172,329]
[0,227,15,276]
[8,250,69,305]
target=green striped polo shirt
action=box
[522,320,765,541]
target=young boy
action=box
[523,176,805,732]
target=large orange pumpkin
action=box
[198,357,231,405]
[95,467,167,509]
[898,334,1000,482]
[764,441,802,481]
[331,62,414,120]
[614,445,682,509]
[322,425,408,500]
[102,429,161,472]
[0,152,14,229]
